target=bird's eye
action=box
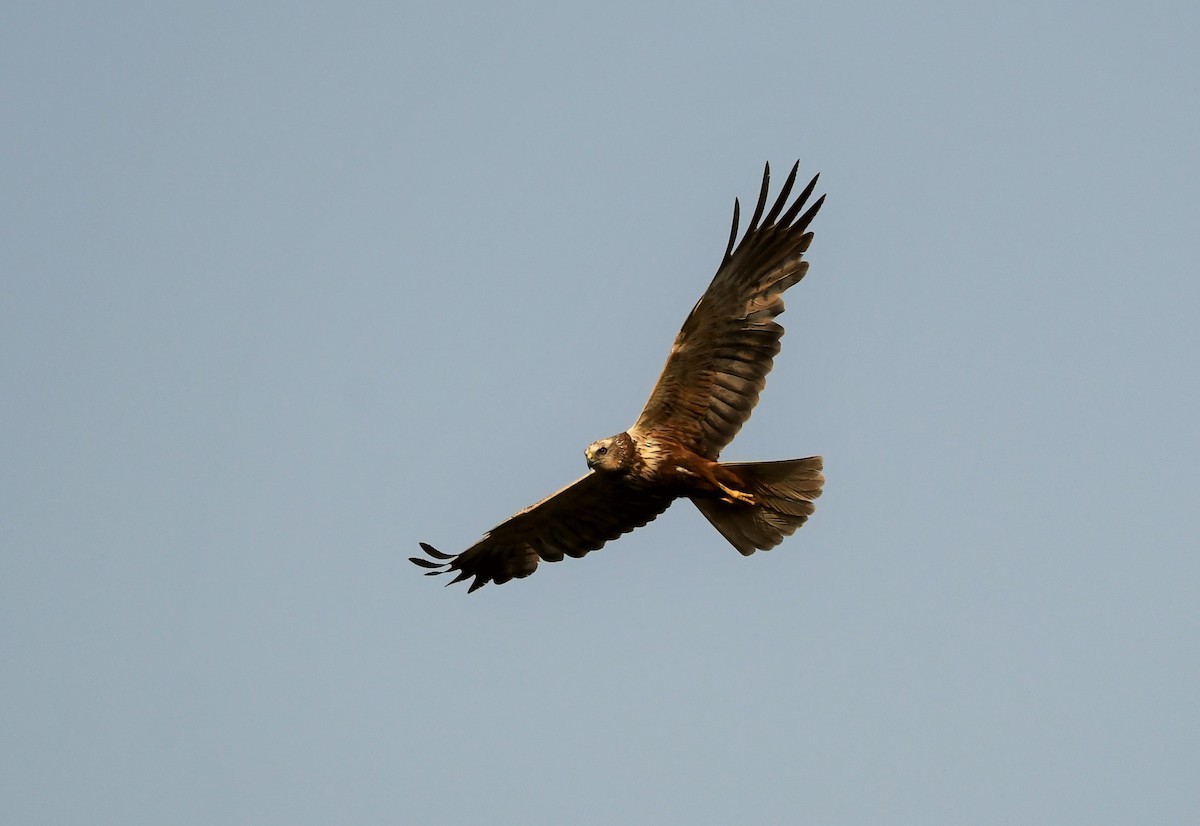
[597,446,608,456]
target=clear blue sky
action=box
[3,2,1198,823]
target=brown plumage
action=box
[412,161,826,591]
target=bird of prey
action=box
[412,161,826,591]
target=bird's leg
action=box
[717,481,757,505]
[694,457,758,505]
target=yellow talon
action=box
[717,482,756,505]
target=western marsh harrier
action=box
[412,162,826,591]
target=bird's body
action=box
[412,161,827,591]
[586,431,755,503]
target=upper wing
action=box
[410,472,674,592]
[629,162,824,459]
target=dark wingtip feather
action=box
[745,161,772,236]
[796,193,826,229]
[761,160,800,228]
[724,197,741,261]
[780,173,820,228]
[409,556,444,569]
[418,542,454,560]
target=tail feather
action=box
[692,456,823,556]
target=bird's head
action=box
[585,433,634,473]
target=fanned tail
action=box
[692,456,824,555]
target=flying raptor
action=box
[412,161,826,591]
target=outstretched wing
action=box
[411,473,674,592]
[630,161,824,459]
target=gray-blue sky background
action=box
[4,2,1198,823]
